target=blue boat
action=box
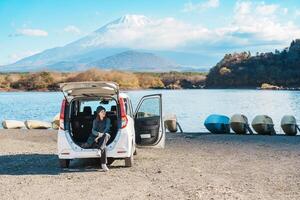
[204,114,230,134]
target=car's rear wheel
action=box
[125,155,133,167]
[125,144,134,167]
[59,159,70,168]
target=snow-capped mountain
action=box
[0,14,211,72]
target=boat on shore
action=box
[164,114,183,133]
[230,114,253,134]
[252,115,276,135]
[2,120,25,129]
[25,120,52,129]
[281,115,298,136]
[165,119,178,132]
[52,113,60,130]
[204,114,230,134]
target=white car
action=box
[57,81,165,168]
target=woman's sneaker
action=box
[101,164,109,172]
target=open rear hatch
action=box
[60,81,119,98]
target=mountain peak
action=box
[99,14,151,30]
[117,14,151,25]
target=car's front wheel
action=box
[125,143,134,167]
[59,159,70,168]
[133,144,137,155]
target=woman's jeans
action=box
[100,148,107,164]
[87,133,110,164]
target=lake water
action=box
[1,90,300,133]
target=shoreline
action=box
[1,87,300,92]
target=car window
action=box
[136,97,160,119]
[79,99,116,114]
[123,98,132,117]
[128,99,134,117]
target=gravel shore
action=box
[0,130,300,200]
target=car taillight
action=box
[59,99,66,130]
[119,98,128,129]
[121,116,128,129]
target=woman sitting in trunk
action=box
[81,106,111,171]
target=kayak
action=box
[52,113,60,130]
[24,120,52,129]
[230,114,252,134]
[164,119,177,132]
[281,115,298,136]
[251,115,275,135]
[2,120,25,129]
[204,114,230,134]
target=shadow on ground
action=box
[0,154,60,175]
[0,154,124,175]
[177,132,300,147]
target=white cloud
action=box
[8,50,40,63]
[182,0,219,12]
[295,9,300,17]
[9,28,48,37]
[80,5,300,53]
[234,1,252,15]
[17,28,48,37]
[229,1,300,44]
[255,3,279,16]
[282,8,288,15]
[64,25,81,34]
[5,1,300,65]
[80,15,212,50]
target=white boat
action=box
[52,113,60,130]
[230,114,253,134]
[2,120,25,129]
[163,114,183,133]
[164,119,178,133]
[281,115,298,136]
[24,120,52,129]
[252,115,276,135]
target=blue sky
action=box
[1,0,300,65]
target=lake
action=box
[1,90,300,133]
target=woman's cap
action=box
[96,106,106,114]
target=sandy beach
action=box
[0,130,300,200]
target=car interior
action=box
[68,97,120,147]
[134,114,161,145]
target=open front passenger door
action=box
[134,94,165,148]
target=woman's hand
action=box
[105,133,111,140]
[94,132,104,143]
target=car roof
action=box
[60,81,119,98]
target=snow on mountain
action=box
[0,14,211,72]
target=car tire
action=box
[59,159,70,168]
[107,158,115,166]
[125,155,133,167]
[125,145,134,167]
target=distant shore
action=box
[1,69,300,92]
[2,86,300,92]
[0,69,206,91]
